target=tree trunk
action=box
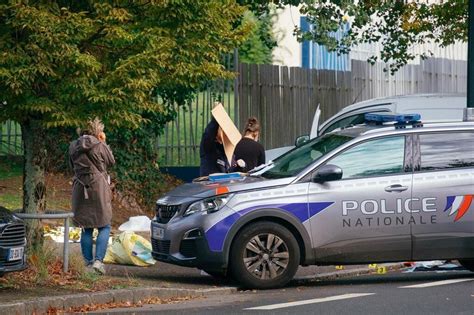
[21,118,47,249]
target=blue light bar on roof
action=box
[364,113,421,124]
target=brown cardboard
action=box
[211,103,241,164]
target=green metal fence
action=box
[0,121,23,156]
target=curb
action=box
[0,286,238,315]
[294,263,405,284]
[1,264,404,314]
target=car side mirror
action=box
[312,164,343,182]
[295,135,310,147]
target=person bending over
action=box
[232,117,265,173]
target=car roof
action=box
[342,93,466,113]
[330,121,474,139]
[318,93,467,133]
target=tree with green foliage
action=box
[0,1,250,247]
[241,0,467,72]
[292,0,468,73]
[239,10,276,64]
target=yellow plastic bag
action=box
[104,231,156,266]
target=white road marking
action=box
[243,293,375,311]
[399,278,474,289]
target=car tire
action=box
[230,221,300,289]
[459,259,474,272]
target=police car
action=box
[0,206,27,276]
[151,113,474,289]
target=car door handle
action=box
[384,184,408,192]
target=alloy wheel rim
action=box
[243,233,290,280]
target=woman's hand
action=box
[98,132,106,142]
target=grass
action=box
[0,191,70,212]
[0,157,22,180]
[0,158,23,210]
[0,193,22,210]
[0,158,71,211]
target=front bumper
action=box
[150,221,227,273]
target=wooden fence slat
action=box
[270,64,279,148]
[281,66,290,146]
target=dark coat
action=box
[199,118,229,176]
[232,137,266,172]
[69,135,115,228]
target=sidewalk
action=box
[0,255,404,314]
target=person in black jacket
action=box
[199,117,229,176]
[232,117,265,173]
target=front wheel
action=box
[230,221,300,289]
[459,259,474,272]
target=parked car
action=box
[266,93,467,161]
[0,206,27,276]
[151,113,474,289]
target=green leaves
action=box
[0,0,250,126]
[291,0,467,74]
[0,1,252,211]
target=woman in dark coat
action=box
[232,117,265,173]
[199,117,229,176]
[69,119,115,274]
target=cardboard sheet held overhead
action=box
[211,103,241,164]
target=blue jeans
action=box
[80,225,111,264]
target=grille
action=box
[0,223,26,247]
[0,259,23,267]
[156,204,180,224]
[179,239,197,258]
[151,239,171,255]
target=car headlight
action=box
[184,194,233,217]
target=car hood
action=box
[162,175,294,199]
[0,207,22,225]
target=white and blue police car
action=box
[151,113,474,289]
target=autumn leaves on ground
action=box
[0,157,174,311]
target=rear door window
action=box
[418,132,474,171]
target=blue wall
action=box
[300,17,350,71]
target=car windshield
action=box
[261,133,354,179]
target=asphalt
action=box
[0,237,407,314]
[0,239,405,314]
[107,270,474,315]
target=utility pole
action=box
[468,0,474,108]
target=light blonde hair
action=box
[88,117,104,137]
[77,117,105,137]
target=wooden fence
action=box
[0,57,467,165]
[238,64,352,150]
[238,57,467,153]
